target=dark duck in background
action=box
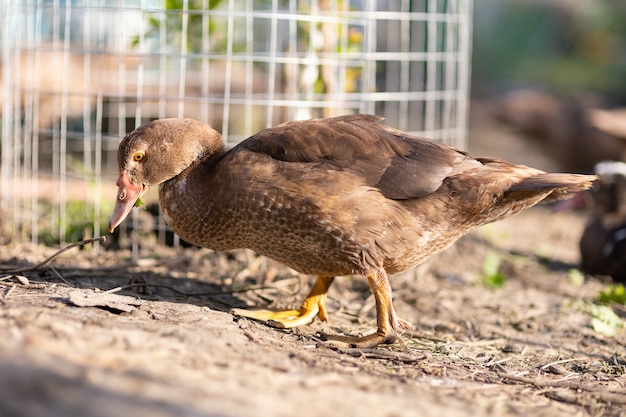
[580,161,626,282]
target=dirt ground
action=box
[1,115,625,417]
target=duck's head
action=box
[108,118,224,233]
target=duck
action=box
[491,89,624,172]
[580,161,626,282]
[588,107,626,143]
[108,114,596,348]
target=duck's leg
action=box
[231,276,335,328]
[322,269,405,349]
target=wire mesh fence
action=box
[1,0,473,250]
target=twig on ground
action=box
[0,237,107,274]
[484,357,512,371]
[3,284,16,300]
[49,266,74,287]
[539,357,589,371]
[97,282,273,298]
[339,347,427,363]
[497,371,626,404]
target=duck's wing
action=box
[236,114,480,200]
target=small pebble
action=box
[501,344,522,353]
[15,275,29,286]
[545,364,568,375]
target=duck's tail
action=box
[504,173,597,203]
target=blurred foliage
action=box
[565,284,626,338]
[134,0,364,94]
[567,299,624,338]
[585,302,624,337]
[567,268,585,287]
[133,0,230,53]
[472,0,626,99]
[38,200,113,245]
[480,250,506,288]
[293,1,364,94]
[597,283,626,305]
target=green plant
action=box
[480,250,506,289]
[567,268,585,287]
[568,299,625,338]
[585,303,624,337]
[133,0,231,54]
[37,199,114,245]
[597,284,626,305]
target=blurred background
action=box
[469,0,626,175]
[1,0,625,266]
[1,0,472,248]
[474,0,625,99]
[469,0,626,282]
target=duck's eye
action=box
[132,152,144,162]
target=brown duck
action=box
[108,114,596,348]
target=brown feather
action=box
[240,114,480,199]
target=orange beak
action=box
[108,170,147,233]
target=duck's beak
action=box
[108,170,147,233]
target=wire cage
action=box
[1,0,473,249]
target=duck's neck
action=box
[157,147,232,249]
[184,144,226,178]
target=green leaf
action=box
[591,318,619,337]
[134,197,145,208]
[480,250,506,288]
[586,303,624,337]
[597,284,626,305]
[568,268,585,287]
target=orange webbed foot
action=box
[231,276,334,329]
